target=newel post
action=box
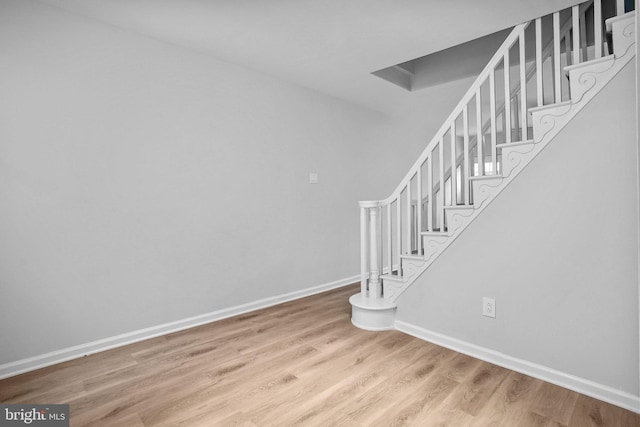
[359,201,381,299]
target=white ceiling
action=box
[36,0,582,114]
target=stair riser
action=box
[612,15,635,59]
[444,207,476,236]
[500,144,537,178]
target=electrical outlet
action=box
[309,172,318,184]
[482,297,496,318]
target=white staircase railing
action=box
[358,0,631,302]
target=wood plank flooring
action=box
[1,284,638,426]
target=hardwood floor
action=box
[1,284,638,426]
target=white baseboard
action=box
[395,320,640,414]
[0,275,359,380]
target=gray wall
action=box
[396,61,639,396]
[0,0,375,363]
[0,0,474,365]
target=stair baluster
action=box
[595,0,603,58]
[519,31,528,138]
[395,197,402,275]
[536,18,544,107]
[437,141,445,231]
[475,91,484,177]
[489,69,498,172]
[462,105,471,203]
[385,203,392,278]
[573,7,581,65]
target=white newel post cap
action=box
[359,200,380,208]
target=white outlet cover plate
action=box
[309,172,318,184]
[482,297,496,318]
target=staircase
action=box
[350,0,636,331]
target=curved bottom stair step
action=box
[349,293,396,331]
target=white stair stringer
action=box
[351,10,636,330]
[377,12,636,305]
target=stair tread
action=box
[444,205,474,211]
[468,174,504,181]
[529,100,572,114]
[563,55,614,76]
[400,254,425,261]
[496,139,535,149]
[421,231,448,236]
[380,273,405,282]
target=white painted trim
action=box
[635,2,640,415]
[0,275,359,380]
[395,320,640,414]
